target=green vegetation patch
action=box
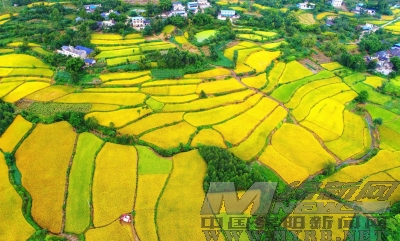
[195,30,217,43]
[24,102,92,117]
[352,83,392,105]
[270,70,335,103]
[136,145,172,174]
[365,104,397,123]
[65,133,103,234]
[146,98,164,111]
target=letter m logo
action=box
[201,182,278,215]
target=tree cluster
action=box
[0,100,15,136]
[198,146,266,192]
[148,48,207,69]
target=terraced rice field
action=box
[15,122,76,233]
[92,143,137,227]
[298,13,316,25]
[194,30,216,42]
[0,115,32,153]
[278,60,313,84]
[321,62,344,70]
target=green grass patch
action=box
[352,83,392,105]
[65,133,103,234]
[343,73,366,85]
[365,104,397,123]
[24,102,92,117]
[136,145,172,174]
[195,30,217,43]
[250,162,287,193]
[270,70,335,103]
[146,98,164,111]
[32,47,51,56]
[151,68,184,79]
[162,25,175,34]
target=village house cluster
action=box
[367,44,400,75]
[57,45,96,66]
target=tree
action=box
[373,118,383,126]
[199,90,207,99]
[386,214,400,241]
[367,59,377,70]
[391,56,400,71]
[85,116,99,130]
[355,90,369,103]
[65,57,84,83]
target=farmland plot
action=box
[0,115,32,153]
[85,106,152,128]
[15,121,76,233]
[278,60,313,84]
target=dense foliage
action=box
[0,100,15,136]
[199,146,266,192]
[148,48,206,69]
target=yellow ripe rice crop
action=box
[292,83,351,121]
[175,36,189,44]
[135,174,169,241]
[92,143,137,227]
[196,78,244,94]
[301,120,339,141]
[1,76,51,82]
[230,106,287,161]
[184,94,262,126]
[85,220,134,241]
[125,33,142,39]
[141,84,198,96]
[379,125,400,151]
[325,150,400,182]
[0,19,9,25]
[339,11,355,16]
[261,41,286,49]
[83,87,139,93]
[271,123,336,174]
[329,90,358,103]
[321,62,344,70]
[54,92,147,106]
[3,82,50,103]
[85,106,152,128]
[242,73,267,89]
[95,47,141,59]
[304,98,345,139]
[7,42,39,47]
[237,34,264,41]
[103,75,151,86]
[183,68,231,78]
[0,67,53,77]
[142,79,202,87]
[363,76,385,88]
[259,145,309,184]
[152,94,199,103]
[91,38,145,45]
[0,54,49,68]
[90,104,120,112]
[0,13,13,20]
[382,15,395,20]
[285,77,342,109]
[254,31,277,37]
[325,110,368,160]
[191,129,226,148]
[100,71,150,81]
[224,44,248,61]
[26,85,76,101]
[91,33,123,40]
[262,62,285,93]
[117,112,183,135]
[163,90,254,112]
[140,43,176,52]
[157,150,206,240]
[106,54,145,66]
[245,50,281,73]
[237,47,263,63]
[65,133,103,234]
[97,45,138,51]
[0,115,32,153]
[0,48,14,54]
[0,81,23,98]
[214,97,278,145]
[278,60,313,84]
[386,167,400,181]
[15,122,76,233]
[298,13,316,25]
[234,63,254,74]
[140,121,197,149]
[0,154,35,241]
[316,12,338,20]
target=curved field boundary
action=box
[278,60,313,84]
[292,84,351,121]
[270,70,335,103]
[0,115,32,153]
[262,62,286,93]
[3,82,50,103]
[285,77,341,109]
[0,81,24,98]
[100,71,150,82]
[54,92,147,106]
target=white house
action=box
[131,16,150,30]
[331,0,343,7]
[102,20,116,27]
[218,10,239,20]
[187,2,199,12]
[197,0,210,8]
[172,2,185,11]
[297,1,315,10]
[84,4,101,13]
[57,46,87,58]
